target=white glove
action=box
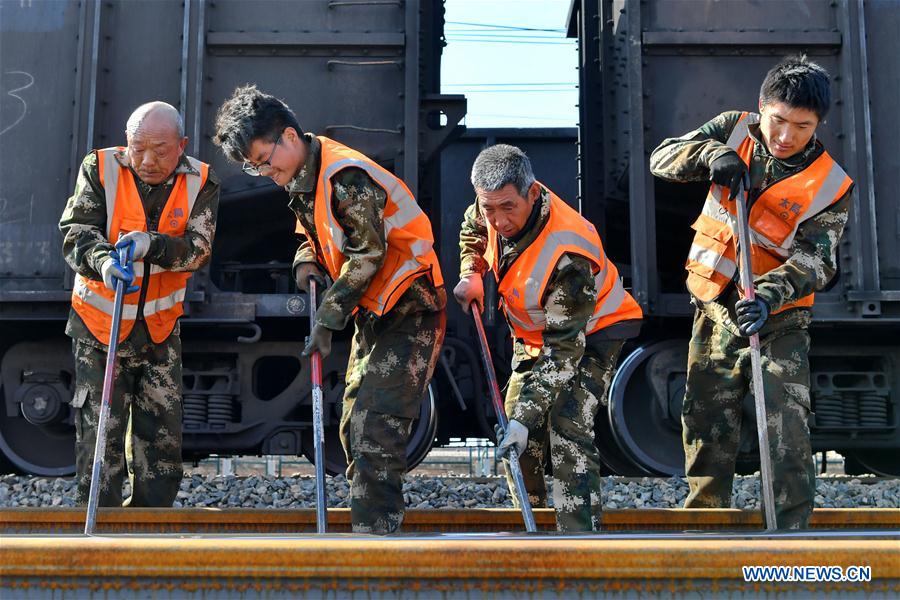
[496,419,529,458]
[116,231,152,260]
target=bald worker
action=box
[59,101,220,507]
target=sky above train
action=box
[441,0,578,128]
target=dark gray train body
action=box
[0,0,896,478]
[567,0,899,476]
[0,0,467,476]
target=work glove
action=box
[735,297,769,337]
[115,231,152,261]
[302,323,333,359]
[453,273,484,314]
[294,262,327,294]
[100,252,138,294]
[494,419,529,459]
[709,152,749,201]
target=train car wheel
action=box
[0,349,77,476]
[0,395,76,477]
[843,449,900,477]
[403,384,439,471]
[302,382,438,477]
[593,404,650,476]
[607,340,689,477]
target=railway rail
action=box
[2,509,898,597]
[2,507,898,534]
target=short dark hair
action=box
[759,55,831,121]
[213,85,303,162]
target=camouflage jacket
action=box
[459,187,598,431]
[649,110,853,334]
[59,150,220,347]
[287,134,445,331]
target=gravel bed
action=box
[1,473,897,509]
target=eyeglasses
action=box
[242,133,282,176]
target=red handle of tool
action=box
[309,279,323,383]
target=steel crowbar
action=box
[84,242,132,535]
[308,277,327,533]
[733,175,778,531]
[471,306,537,533]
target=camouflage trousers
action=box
[682,310,815,529]
[71,325,183,507]
[503,340,624,532]
[339,303,446,534]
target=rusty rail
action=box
[2,533,897,598]
[2,507,897,534]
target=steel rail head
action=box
[734,179,778,532]
[471,307,537,533]
[16,506,897,535]
[84,243,131,535]
[308,277,327,534]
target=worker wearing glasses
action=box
[213,85,445,534]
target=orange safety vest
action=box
[685,112,853,313]
[295,136,443,317]
[71,147,209,345]
[484,186,642,357]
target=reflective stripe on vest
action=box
[586,263,631,331]
[306,136,444,316]
[73,277,186,319]
[487,186,642,356]
[685,112,852,312]
[71,147,208,344]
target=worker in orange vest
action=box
[213,86,445,534]
[455,144,642,531]
[59,101,220,507]
[650,55,853,528]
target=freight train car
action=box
[1,0,897,479]
[567,0,899,476]
[0,0,467,476]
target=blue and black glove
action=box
[100,250,138,294]
[735,297,769,337]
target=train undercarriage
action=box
[2,318,896,479]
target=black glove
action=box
[294,263,327,294]
[302,323,333,359]
[735,297,769,337]
[709,152,749,201]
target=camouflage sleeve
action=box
[649,110,743,183]
[315,167,387,330]
[145,168,220,272]
[459,200,489,276]
[510,254,598,431]
[754,188,852,312]
[293,239,318,269]
[59,152,115,279]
